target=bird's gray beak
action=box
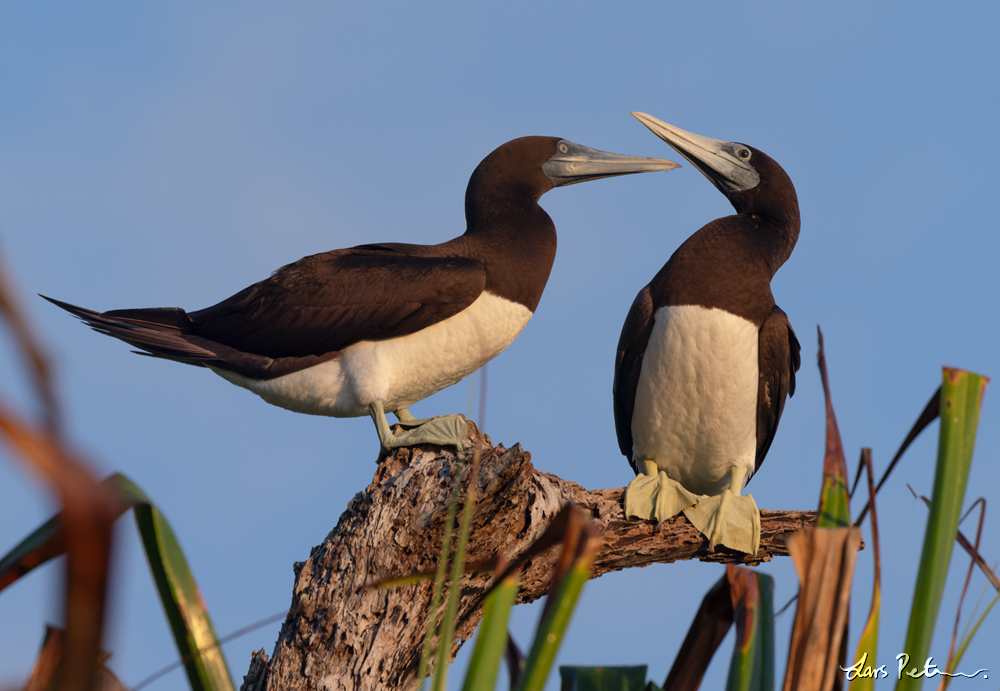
[542,140,679,188]
[631,112,759,195]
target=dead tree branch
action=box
[240,423,816,691]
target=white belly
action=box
[211,292,533,418]
[631,304,759,495]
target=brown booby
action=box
[614,113,801,554]
[45,136,678,452]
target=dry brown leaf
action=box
[783,527,862,691]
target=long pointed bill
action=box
[541,140,679,187]
[631,112,759,195]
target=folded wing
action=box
[44,245,486,379]
[754,305,801,472]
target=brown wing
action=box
[754,305,801,474]
[612,285,656,473]
[189,246,486,358]
[46,244,488,380]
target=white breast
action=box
[211,292,533,418]
[631,304,759,495]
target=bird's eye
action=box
[737,148,751,160]
[558,142,569,154]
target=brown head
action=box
[631,112,800,267]
[463,135,678,230]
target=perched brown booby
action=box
[614,113,801,554]
[46,136,678,452]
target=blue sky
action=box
[2,2,999,688]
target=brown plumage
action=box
[45,136,676,427]
[614,123,801,484]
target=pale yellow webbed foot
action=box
[370,401,469,454]
[682,466,760,555]
[624,460,700,524]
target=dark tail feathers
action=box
[40,295,215,366]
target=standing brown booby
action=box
[46,136,677,452]
[614,113,801,555]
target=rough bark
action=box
[240,424,816,691]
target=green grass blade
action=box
[850,448,882,691]
[432,475,477,691]
[0,473,232,689]
[725,569,774,691]
[133,502,233,691]
[418,500,456,687]
[113,474,234,691]
[0,475,134,592]
[514,543,596,691]
[418,466,463,688]
[558,665,648,690]
[947,590,998,678]
[816,328,851,527]
[461,572,520,691]
[896,369,987,691]
[817,476,851,528]
[757,572,775,691]
[0,514,66,591]
[849,590,880,690]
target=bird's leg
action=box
[624,460,700,526]
[683,465,760,555]
[392,408,458,428]
[370,401,397,446]
[392,407,438,428]
[369,401,470,453]
[393,408,418,423]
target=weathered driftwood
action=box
[240,423,816,691]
